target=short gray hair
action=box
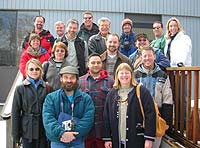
[98,17,111,25]
[54,21,65,27]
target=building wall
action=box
[0,0,199,65]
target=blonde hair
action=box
[25,59,43,78]
[165,17,184,39]
[113,63,138,89]
[51,42,68,58]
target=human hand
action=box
[144,140,152,148]
[60,131,79,143]
[105,141,112,148]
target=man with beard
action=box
[79,53,114,148]
[61,19,88,76]
[100,34,132,79]
[22,15,54,55]
[42,66,95,148]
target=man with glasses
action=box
[88,17,111,55]
[150,21,166,53]
[78,11,99,43]
[129,33,170,70]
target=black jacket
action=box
[103,85,156,148]
[12,79,48,142]
[61,36,87,76]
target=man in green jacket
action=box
[150,21,166,53]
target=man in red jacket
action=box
[22,15,54,55]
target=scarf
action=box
[27,46,42,57]
[166,33,177,61]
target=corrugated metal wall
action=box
[0,0,199,65]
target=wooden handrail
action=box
[166,66,200,147]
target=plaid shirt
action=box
[79,70,114,137]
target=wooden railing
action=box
[166,66,200,148]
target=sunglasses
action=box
[55,50,65,53]
[153,27,161,30]
[28,68,40,71]
[84,17,92,20]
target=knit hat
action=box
[122,18,133,28]
[60,66,79,75]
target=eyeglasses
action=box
[84,17,92,20]
[153,27,161,30]
[55,50,65,53]
[28,68,40,71]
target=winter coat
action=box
[100,50,132,78]
[42,88,95,147]
[42,57,70,91]
[129,48,170,71]
[12,79,48,142]
[79,70,114,137]
[88,33,107,55]
[164,31,192,66]
[19,47,50,77]
[134,64,173,125]
[103,85,156,148]
[22,29,55,54]
[78,23,99,43]
[119,32,137,57]
[61,35,87,76]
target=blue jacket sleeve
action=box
[155,48,170,70]
[74,94,95,138]
[42,93,65,142]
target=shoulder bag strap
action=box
[136,83,145,128]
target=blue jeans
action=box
[51,141,85,148]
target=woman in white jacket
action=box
[164,17,192,67]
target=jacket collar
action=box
[23,78,46,87]
[101,50,125,61]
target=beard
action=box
[36,24,43,30]
[61,81,78,91]
[108,46,117,53]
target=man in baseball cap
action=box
[119,18,136,57]
[43,65,95,147]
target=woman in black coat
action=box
[103,63,156,148]
[12,59,49,148]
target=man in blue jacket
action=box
[129,33,170,71]
[42,66,95,148]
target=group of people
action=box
[11,11,192,148]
